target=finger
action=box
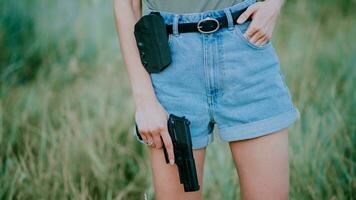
[236,4,259,24]
[146,135,155,148]
[136,126,148,142]
[249,30,264,44]
[152,134,163,149]
[160,128,175,165]
[261,36,269,46]
[150,123,165,149]
[255,35,267,46]
[243,22,259,39]
[140,133,148,141]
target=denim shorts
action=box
[132,0,300,149]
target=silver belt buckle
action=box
[197,17,220,34]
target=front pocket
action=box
[232,20,271,50]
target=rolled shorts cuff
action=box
[218,107,300,142]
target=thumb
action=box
[237,4,258,24]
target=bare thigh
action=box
[229,128,289,200]
[148,146,206,200]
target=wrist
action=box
[129,71,158,108]
[133,90,158,108]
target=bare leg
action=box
[148,146,206,200]
[229,128,289,200]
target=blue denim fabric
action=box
[132,0,300,149]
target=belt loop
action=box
[172,14,180,36]
[224,8,234,31]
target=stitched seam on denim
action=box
[210,38,218,123]
[212,35,220,96]
[202,34,215,123]
[203,35,210,98]
[217,33,224,97]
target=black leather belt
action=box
[155,8,248,35]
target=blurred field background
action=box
[0,0,355,199]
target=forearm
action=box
[132,0,142,19]
[113,0,157,106]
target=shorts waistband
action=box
[148,0,256,24]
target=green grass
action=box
[0,0,355,199]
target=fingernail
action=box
[169,158,174,165]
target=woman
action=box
[114,0,300,199]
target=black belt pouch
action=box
[134,12,172,73]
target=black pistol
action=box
[135,114,200,192]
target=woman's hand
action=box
[135,98,175,165]
[236,0,284,46]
